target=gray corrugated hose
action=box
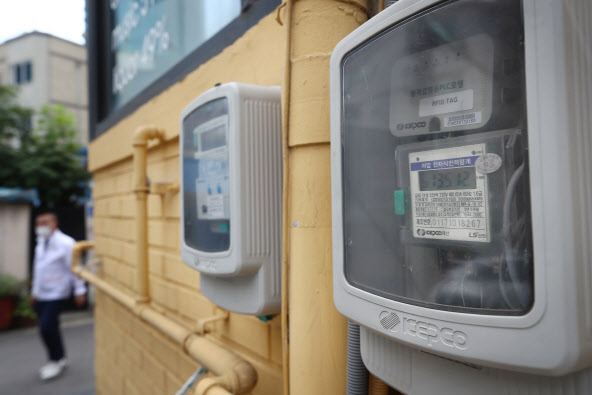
[347,321,369,395]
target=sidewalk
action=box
[0,311,94,395]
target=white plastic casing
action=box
[330,0,592,392]
[180,83,282,315]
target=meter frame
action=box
[330,0,592,376]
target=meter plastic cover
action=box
[182,98,231,253]
[339,0,532,315]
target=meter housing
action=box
[180,83,281,315]
[331,0,592,393]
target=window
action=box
[110,0,241,111]
[13,61,32,85]
[88,0,281,140]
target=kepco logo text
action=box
[396,121,427,131]
[380,311,468,350]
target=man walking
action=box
[30,210,86,380]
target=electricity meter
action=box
[331,0,592,393]
[180,83,282,315]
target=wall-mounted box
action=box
[330,0,592,393]
[181,83,282,315]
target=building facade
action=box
[85,1,380,394]
[0,32,88,145]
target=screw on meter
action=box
[390,34,494,137]
[409,144,490,243]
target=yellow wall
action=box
[284,1,366,393]
[91,13,284,395]
[89,2,368,394]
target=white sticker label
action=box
[419,89,474,117]
[443,111,482,128]
[409,144,490,243]
[475,153,502,174]
[206,194,225,219]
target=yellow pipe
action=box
[71,242,256,395]
[369,374,391,395]
[132,125,166,301]
[195,311,230,335]
[195,377,234,395]
[71,242,138,311]
[279,1,294,394]
[285,0,367,394]
[138,305,191,345]
[71,241,95,271]
[74,263,138,311]
[188,337,257,394]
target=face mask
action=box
[35,226,52,238]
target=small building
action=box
[0,31,88,145]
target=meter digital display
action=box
[390,34,494,137]
[409,144,489,243]
[200,125,226,151]
[418,167,477,191]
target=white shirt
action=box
[31,229,86,301]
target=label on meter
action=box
[390,34,494,137]
[409,144,490,243]
[194,116,230,221]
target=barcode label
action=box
[443,111,482,128]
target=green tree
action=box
[0,86,33,139]
[0,87,90,207]
[0,86,34,183]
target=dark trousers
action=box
[34,300,66,362]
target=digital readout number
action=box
[418,167,477,191]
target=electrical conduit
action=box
[347,321,369,395]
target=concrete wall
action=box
[0,203,30,282]
[48,35,88,145]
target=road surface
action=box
[0,312,94,395]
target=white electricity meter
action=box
[180,83,282,315]
[331,0,592,393]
